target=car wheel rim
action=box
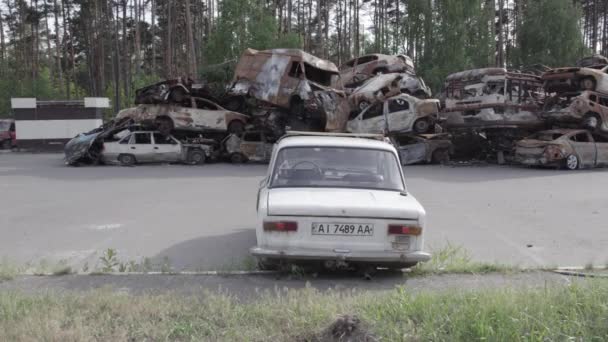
[586,117,598,128]
[567,155,578,169]
[359,102,369,111]
[415,120,428,132]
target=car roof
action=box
[277,135,396,152]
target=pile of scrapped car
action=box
[64,50,608,170]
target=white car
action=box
[251,132,431,270]
[102,131,213,166]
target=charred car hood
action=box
[64,132,101,164]
[267,188,422,220]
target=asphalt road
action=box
[1,153,607,271]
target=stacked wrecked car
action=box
[64,49,608,170]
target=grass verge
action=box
[0,281,607,341]
[410,243,516,276]
[0,258,20,282]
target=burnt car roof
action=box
[241,48,339,73]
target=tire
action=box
[580,77,596,91]
[118,154,136,166]
[583,113,601,130]
[187,150,206,165]
[413,118,431,133]
[358,100,370,112]
[230,153,246,164]
[565,154,579,170]
[227,120,245,135]
[431,149,450,164]
[1,140,10,150]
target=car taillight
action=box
[388,224,421,236]
[263,221,298,232]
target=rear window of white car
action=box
[270,147,405,191]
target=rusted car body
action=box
[224,131,275,163]
[226,48,350,132]
[543,91,608,133]
[347,94,439,134]
[542,65,608,94]
[442,68,544,127]
[349,73,431,112]
[392,133,453,165]
[116,97,249,135]
[339,54,415,88]
[515,129,608,169]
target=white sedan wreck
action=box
[251,132,431,270]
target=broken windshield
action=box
[270,147,405,191]
[304,63,338,87]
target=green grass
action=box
[0,281,607,341]
[0,258,20,282]
[410,243,516,276]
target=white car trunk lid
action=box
[268,188,421,219]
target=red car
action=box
[0,119,15,149]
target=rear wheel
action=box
[1,140,10,150]
[118,154,136,166]
[187,150,206,165]
[230,153,246,164]
[358,100,370,112]
[580,77,596,91]
[413,118,431,133]
[565,154,579,170]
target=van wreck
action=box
[225,48,350,132]
[442,68,544,127]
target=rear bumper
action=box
[250,246,431,264]
[515,155,563,167]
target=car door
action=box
[568,131,597,167]
[386,97,415,133]
[129,132,155,162]
[356,102,385,133]
[592,134,608,167]
[240,132,264,161]
[396,137,428,165]
[189,98,229,131]
[153,133,182,162]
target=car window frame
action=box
[268,146,407,192]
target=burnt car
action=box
[347,94,439,134]
[442,68,544,127]
[339,54,415,88]
[116,97,249,136]
[349,73,431,112]
[515,129,608,170]
[0,119,16,149]
[64,119,133,165]
[225,48,350,132]
[543,91,608,133]
[543,64,608,94]
[223,130,275,163]
[576,55,608,68]
[102,131,214,166]
[392,133,452,165]
[135,78,216,105]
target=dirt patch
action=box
[300,315,377,342]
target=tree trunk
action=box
[185,0,197,78]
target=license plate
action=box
[311,223,374,236]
